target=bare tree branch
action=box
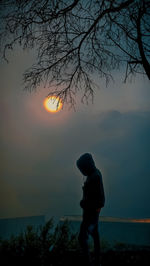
[0,0,150,107]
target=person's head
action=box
[76,153,96,176]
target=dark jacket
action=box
[76,153,105,211]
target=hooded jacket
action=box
[76,153,105,211]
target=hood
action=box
[76,153,96,176]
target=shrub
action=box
[0,218,79,266]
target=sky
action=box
[0,46,150,222]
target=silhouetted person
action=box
[76,153,105,266]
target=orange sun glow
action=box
[44,96,63,113]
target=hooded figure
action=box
[77,153,105,211]
[76,153,105,266]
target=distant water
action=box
[60,216,150,247]
[1,215,150,247]
[0,215,45,240]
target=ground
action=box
[50,249,150,266]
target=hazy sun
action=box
[44,96,63,113]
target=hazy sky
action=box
[0,46,150,221]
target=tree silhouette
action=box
[0,0,150,106]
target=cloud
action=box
[1,104,150,220]
[1,47,150,220]
[92,110,150,218]
[0,177,28,218]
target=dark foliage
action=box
[0,218,78,266]
[0,218,150,266]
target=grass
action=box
[0,218,150,266]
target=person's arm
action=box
[93,174,105,209]
[80,174,105,210]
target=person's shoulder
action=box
[91,168,102,181]
[96,168,102,176]
[95,168,102,177]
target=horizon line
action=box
[60,215,150,223]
